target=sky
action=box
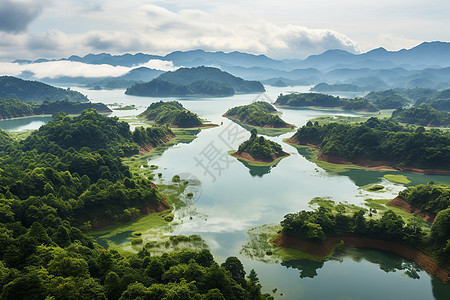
[0,0,448,62]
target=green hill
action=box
[126,78,234,97]
[224,101,293,128]
[139,101,203,128]
[391,104,450,127]
[289,117,450,170]
[0,76,89,103]
[125,66,265,97]
[0,98,111,119]
[233,129,289,163]
[275,92,378,111]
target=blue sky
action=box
[0,0,448,60]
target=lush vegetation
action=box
[290,117,450,170]
[20,109,173,158]
[310,83,364,92]
[126,79,235,97]
[0,76,88,103]
[0,98,111,119]
[280,205,450,266]
[364,90,410,109]
[139,101,203,128]
[398,184,450,215]
[0,108,271,299]
[156,66,265,94]
[236,129,286,161]
[224,101,293,128]
[275,92,379,111]
[391,104,450,127]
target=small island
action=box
[310,83,365,93]
[138,101,216,128]
[230,129,290,166]
[125,66,265,97]
[223,101,295,136]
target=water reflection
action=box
[281,259,325,278]
[236,159,279,177]
[282,247,425,280]
[0,115,52,132]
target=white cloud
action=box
[139,59,178,71]
[0,59,177,79]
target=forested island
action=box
[286,117,450,173]
[274,188,450,282]
[0,109,271,299]
[224,101,294,131]
[310,83,365,92]
[275,92,379,112]
[391,104,450,127]
[125,66,265,97]
[230,129,289,165]
[0,98,111,120]
[139,101,212,128]
[0,76,89,103]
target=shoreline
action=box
[284,138,450,175]
[224,114,295,129]
[273,234,450,283]
[89,199,171,231]
[387,196,436,223]
[230,150,290,166]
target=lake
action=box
[3,86,449,299]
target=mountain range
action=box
[11,41,450,91]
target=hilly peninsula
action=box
[0,76,89,103]
[125,66,265,97]
[0,98,111,120]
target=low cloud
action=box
[0,0,43,33]
[0,59,177,79]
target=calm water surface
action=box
[4,86,449,299]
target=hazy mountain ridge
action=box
[9,41,450,90]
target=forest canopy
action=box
[139,101,203,128]
[290,117,450,170]
[224,101,293,128]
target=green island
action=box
[223,101,295,136]
[230,129,290,166]
[0,109,272,299]
[241,192,450,283]
[275,92,379,112]
[113,105,136,111]
[285,117,450,174]
[138,101,216,128]
[0,76,89,103]
[310,82,365,93]
[125,66,265,97]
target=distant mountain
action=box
[156,66,265,93]
[11,41,450,90]
[0,76,89,103]
[125,78,235,97]
[86,67,164,90]
[126,66,264,97]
